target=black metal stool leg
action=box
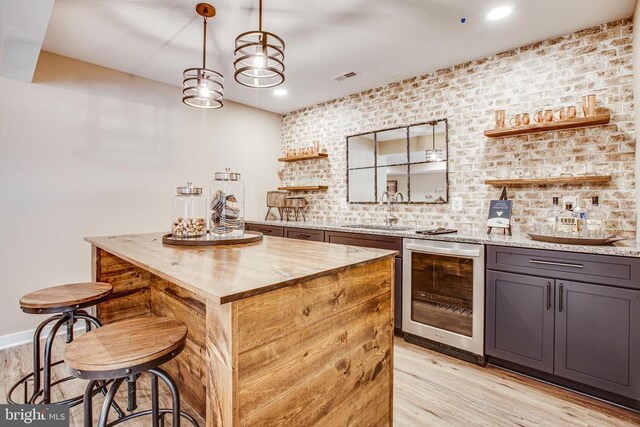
[148,368,180,427]
[75,312,102,329]
[84,380,97,427]
[23,314,63,404]
[151,374,160,427]
[98,377,124,427]
[42,315,70,404]
[78,309,93,333]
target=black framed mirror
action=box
[346,119,448,203]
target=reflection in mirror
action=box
[347,133,375,169]
[376,128,408,166]
[409,163,448,203]
[409,122,447,164]
[348,168,375,202]
[377,165,409,199]
[346,119,448,203]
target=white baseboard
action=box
[0,322,87,351]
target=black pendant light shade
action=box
[183,3,224,109]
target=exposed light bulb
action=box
[253,52,266,68]
[273,89,287,96]
[198,84,210,98]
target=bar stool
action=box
[7,282,117,408]
[64,317,199,427]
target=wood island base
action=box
[90,239,394,427]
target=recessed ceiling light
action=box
[487,6,512,20]
[273,89,287,96]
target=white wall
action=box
[0,52,282,337]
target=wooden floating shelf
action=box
[484,114,611,138]
[278,185,329,191]
[278,153,329,162]
[485,175,612,186]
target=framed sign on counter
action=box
[487,199,512,235]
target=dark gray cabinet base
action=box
[486,245,640,410]
[555,280,640,399]
[486,271,554,374]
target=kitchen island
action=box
[85,232,397,427]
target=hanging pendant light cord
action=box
[259,0,263,32]
[202,16,208,69]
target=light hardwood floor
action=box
[2,336,639,426]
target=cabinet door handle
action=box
[558,283,564,312]
[546,282,551,310]
[529,259,583,269]
[296,234,311,239]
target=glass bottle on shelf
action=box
[573,197,587,223]
[557,203,583,236]
[545,197,562,233]
[210,168,245,237]
[585,196,606,237]
[172,182,207,238]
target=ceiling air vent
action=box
[333,71,358,82]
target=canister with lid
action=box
[210,168,244,236]
[172,182,207,237]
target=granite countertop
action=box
[246,219,640,258]
[86,232,396,304]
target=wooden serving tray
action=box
[162,231,263,246]
[527,233,625,246]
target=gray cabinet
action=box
[486,271,554,373]
[245,223,284,237]
[555,280,640,399]
[486,245,640,405]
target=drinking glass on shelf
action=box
[495,110,506,129]
[582,94,597,117]
[509,114,523,127]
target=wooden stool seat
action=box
[19,282,113,314]
[64,317,188,380]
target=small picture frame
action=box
[386,180,398,196]
[487,199,512,235]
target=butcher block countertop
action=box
[86,232,397,304]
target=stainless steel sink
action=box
[341,224,413,231]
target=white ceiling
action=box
[42,0,635,114]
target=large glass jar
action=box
[172,182,207,238]
[210,168,244,236]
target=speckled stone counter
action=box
[246,219,640,258]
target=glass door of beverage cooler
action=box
[410,252,474,337]
[403,239,485,355]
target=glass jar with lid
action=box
[210,168,244,236]
[172,182,207,238]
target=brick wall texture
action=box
[280,18,636,237]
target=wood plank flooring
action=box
[2,335,639,426]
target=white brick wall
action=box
[280,18,636,237]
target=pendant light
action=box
[425,122,444,162]
[233,0,285,88]
[183,3,224,109]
